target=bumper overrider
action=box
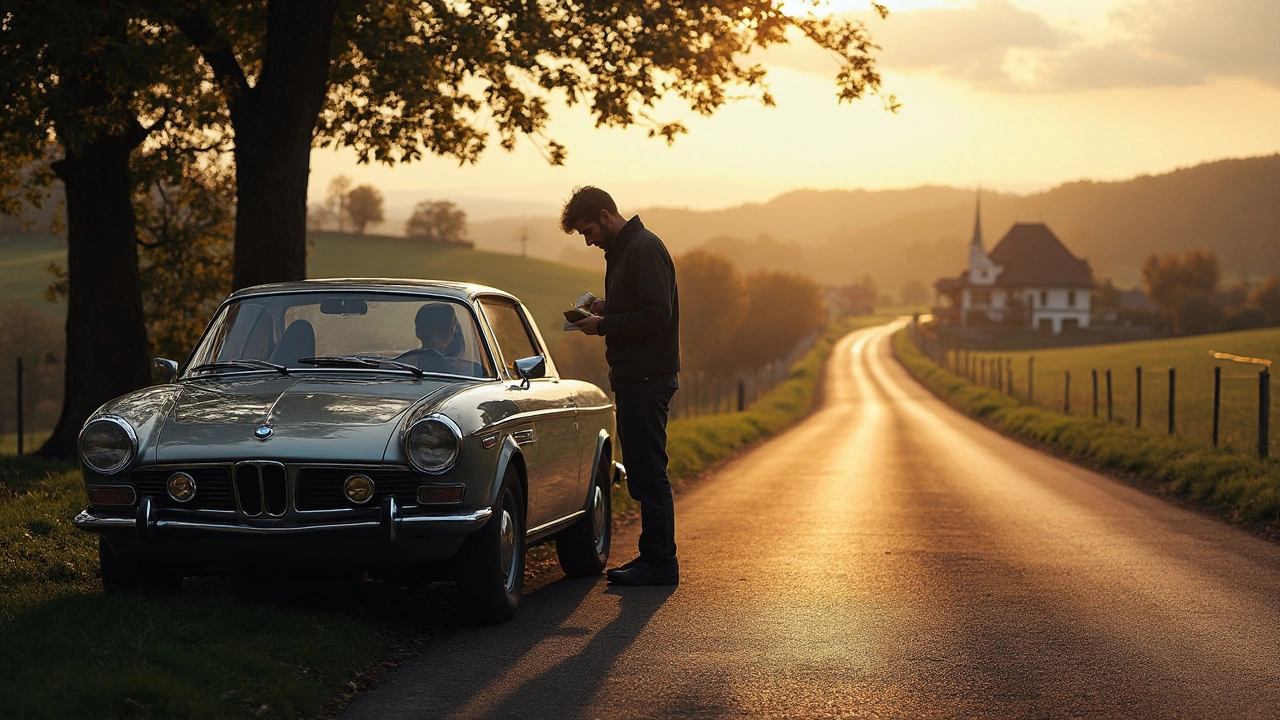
[74,496,491,545]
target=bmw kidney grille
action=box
[234,462,288,517]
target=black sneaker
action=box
[606,559,679,586]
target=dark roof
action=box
[988,223,1092,288]
[934,275,967,292]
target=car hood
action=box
[151,375,461,463]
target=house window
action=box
[1040,290,1048,306]
[1068,291,1076,307]
[971,290,991,305]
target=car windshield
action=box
[184,292,495,379]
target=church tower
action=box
[967,191,998,285]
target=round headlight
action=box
[79,417,138,475]
[167,472,197,502]
[344,474,375,504]
[405,414,462,474]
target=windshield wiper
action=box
[298,355,424,378]
[188,359,290,376]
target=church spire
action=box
[971,189,983,248]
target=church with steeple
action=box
[933,195,1093,334]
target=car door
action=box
[476,296,580,529]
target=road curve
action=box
[344,322,1280,719]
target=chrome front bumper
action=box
[74,496,491,544]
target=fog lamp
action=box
[416,484,465,505]
[344,474,375,504]
[167,472,197,502]
[86,485,137,506]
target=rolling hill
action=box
[471,154,1280,296]
[0,232,601,346]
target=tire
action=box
[555,459,611,577]
[456,472,525,624]
[99,536,182,595]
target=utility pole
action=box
[519,227,529,258]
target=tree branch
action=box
[172,7,252,114]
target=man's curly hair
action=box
[559,186,618,233]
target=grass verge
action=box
[892,327,1280,528]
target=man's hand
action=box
[589,299,605,314]
[574,315,604,336]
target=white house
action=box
[934,200,1093,334]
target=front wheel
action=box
[456,474,525,624]
[555,460,611,577]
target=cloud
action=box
[760,0,1280,93]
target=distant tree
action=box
[1142,250,1221,335]
[1248,275,1280,326]
[675,250,748,372]
[406,201,468,244]
[729,271,827,369]
[901,279,929,306]
[326,175,353,232]
[838,276,877,315]
[346,184,384,234]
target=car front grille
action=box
[295,468,422,511]
[235,462,288,517]
[132,467,235,511]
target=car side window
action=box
[479,298,541,378]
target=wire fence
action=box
[910,320,1275,459]
[669,331,820,421]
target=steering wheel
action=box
[395,347,446,369]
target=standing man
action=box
[561,186,681,586]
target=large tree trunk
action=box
[39,132,151,458]
[230,0,339,290]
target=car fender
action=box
[587,429,612,502]
[487,434,526,508]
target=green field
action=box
[0,234,66,317]
[0,231,599,347]
[956,328,1279,458]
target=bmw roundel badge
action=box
[254,425,273,441]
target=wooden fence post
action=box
[1136,366,1143,429]
[1007,358,1014,398]
[1261,368,1271,460]
[1212,366,1221,448]
[1168,367,1176,435]
[16,357,24,455]
[1092,369,1099,418]
[1064,371,1071,414]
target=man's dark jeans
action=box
[614,378,678,567]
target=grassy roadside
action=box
[0,316,885,719]
[892,327,1280,527]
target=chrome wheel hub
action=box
[498,499,517,593]
[591,484,607,554]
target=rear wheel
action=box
[555,460,611,577]
[456,472,525,624]
[99,536,182,595]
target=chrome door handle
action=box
[511,429,536,445]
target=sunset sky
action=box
[309,0,1280,218]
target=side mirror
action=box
[154,358,178,383]
[513,355,546,389]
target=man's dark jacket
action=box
[596,216,680,391]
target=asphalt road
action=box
[344,322,1280,719]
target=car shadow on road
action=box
[343,576,675,719]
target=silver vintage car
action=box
[73,279,620,623]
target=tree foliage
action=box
[405,200,468,244]
[675,250,747,372]
[730,270,827,369]
[345,184,384,234]
[1142,250,1221,335]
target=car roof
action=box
[227,278,517,304]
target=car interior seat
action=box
[269,319,315,366]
